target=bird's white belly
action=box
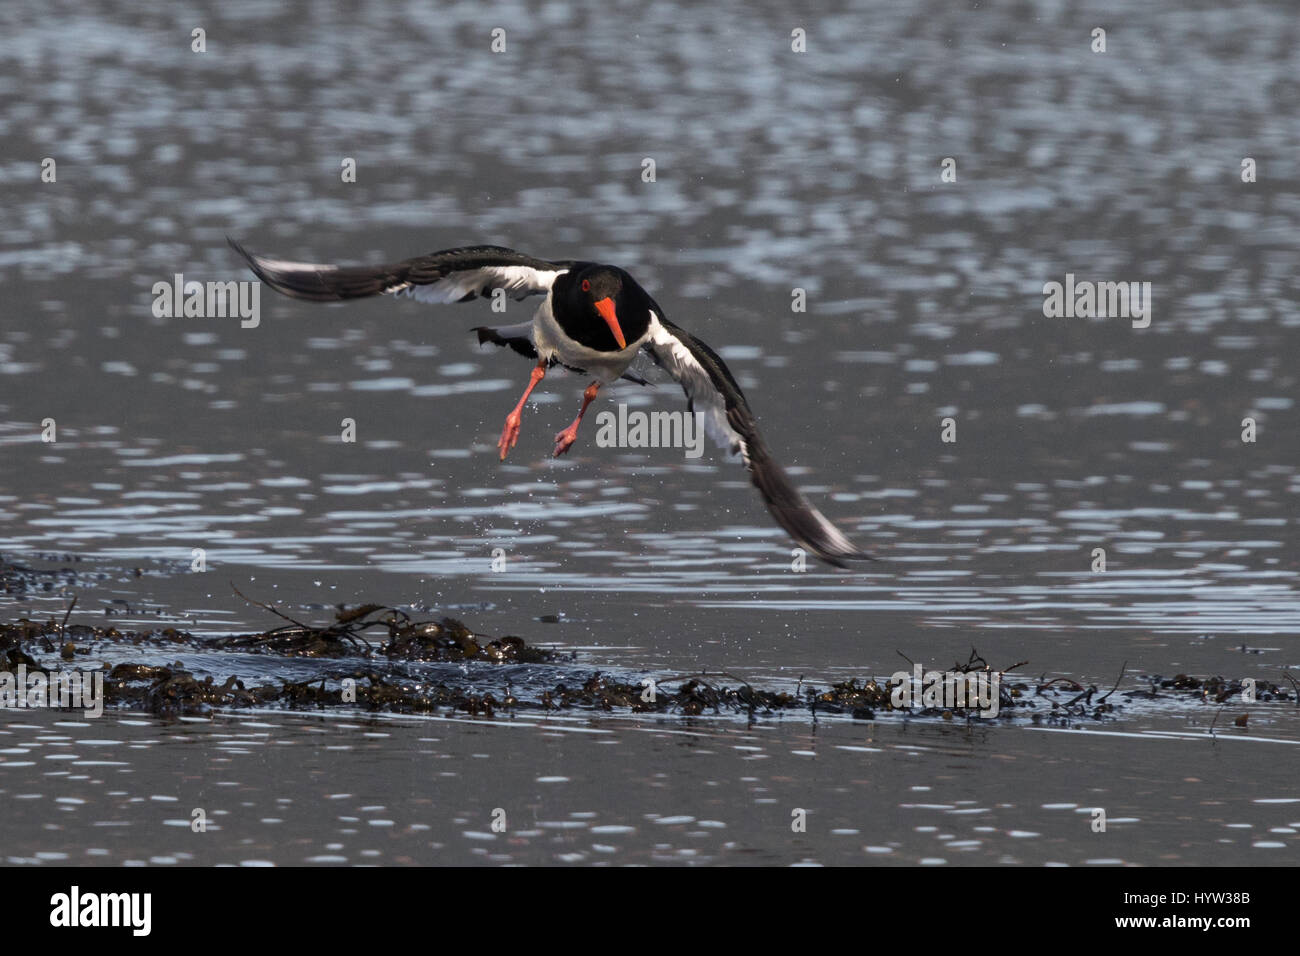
[532,297,647,383]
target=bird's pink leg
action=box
[498,361,547,460]
[553,381,601,457]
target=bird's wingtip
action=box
[227,236,255,264]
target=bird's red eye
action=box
[581,279,591,292]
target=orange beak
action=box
[593,297,627,349]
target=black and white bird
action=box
[229,239,874,567]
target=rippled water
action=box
[2,0,1298,865]
[3,710,1297,867]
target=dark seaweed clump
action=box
[211,602,553,663]
[0,605,1294,723]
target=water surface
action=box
[2,0,1298,866]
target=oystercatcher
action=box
[229,239,873,567]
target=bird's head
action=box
[572,267,627,349]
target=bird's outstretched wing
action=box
[228,238,570,304]
[643,312,874,568]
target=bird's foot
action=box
[498,412,523,460]
[553,424,580,458]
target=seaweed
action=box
[0,605,1293,724]
[215,591,550,664]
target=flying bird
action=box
[229,239,873,567]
